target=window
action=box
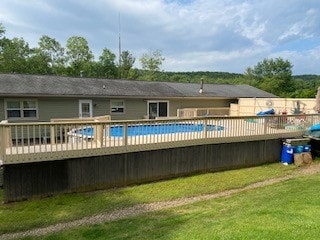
[111,100,125,114]
[147,101,169,119]
[5,99,38,120]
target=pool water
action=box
[78,123,224,137]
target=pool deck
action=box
[1,119,305,165]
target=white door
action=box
[79,100,93,118]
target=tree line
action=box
[0,23,319,98]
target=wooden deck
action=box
[1,118,306,165]
[2,114,315,202]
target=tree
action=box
[65,36,94,76]
[119,50,135,79]
[26,48,52,74]
[0,23,6,67]
[0,23,5,38]
[140,49,165,72]
[96,48,117,78]
[0,37,31,73]
[139,49,165,80]
[37,35,65,74]
[245,57,293,96]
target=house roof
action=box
[0,74,277,99]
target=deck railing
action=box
[177,107,230,117]
[0,114,318,165]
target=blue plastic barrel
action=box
[303,145,311,152]
[281,145,294,164]
[294,146,304,153]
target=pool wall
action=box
[3,139,282,202]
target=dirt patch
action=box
[2,162,320,240]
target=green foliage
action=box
[37,35,65,74]
[0,163,295,234]
[0,22,320,97]
[65,36,94,77]
[0,23,5,38]
[0,37,31,73]
[27,48,52,74]
[140,49,165,73]
[42,172,320,240]
[119,50,135,79]
[245,57,294,97]
[96,48,117,78]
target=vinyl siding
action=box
[0,98,5,121]
[110,99,147,120]
[1,97,236,122]
[92,99,110,117]
[38,98,78,121]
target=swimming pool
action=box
[75,123,224,138]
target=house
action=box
[0,73,277,122]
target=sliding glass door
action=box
[147,101,168,119]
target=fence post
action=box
[123,122,128,147]
[264,116,268,135]
[0,123,4,161]
[50,125,56,144]
[203,118,208,139]
[0,120,10,163]
[94,120,103,147]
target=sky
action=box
[0,0,319,75]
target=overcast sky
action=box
[0,0,319,75]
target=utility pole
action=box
[118,13,122,79]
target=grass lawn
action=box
[0,162,305,236]
[30,172,320,240]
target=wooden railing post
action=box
[5,125,11,148]
[0,120,11,148]
[50,125,56,144]
[123,122,128,146]
[263,116,268,135]
[0,120,11,163]
[0,123,4,161]
[203,118,208,138]
[94,120,103,147]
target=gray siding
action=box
[0,98,5,121]
[1,97,235,122]
[39,98,78,121]
[92,99,110,117]
[119,99,146,120]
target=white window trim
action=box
[4,99,39,120]
[110,100,125,115]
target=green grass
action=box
[0,162,298,234]
[27,171,320,240]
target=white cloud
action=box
[279,8,320,42]
[0,0,319,74]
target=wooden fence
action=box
[0,114,316,165]
[3,139,281,202]
[230,98,317,116]
[177,107,230,117]
[1,114,318,202]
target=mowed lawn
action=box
[27,171,320,240]
[1,161,320,239]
